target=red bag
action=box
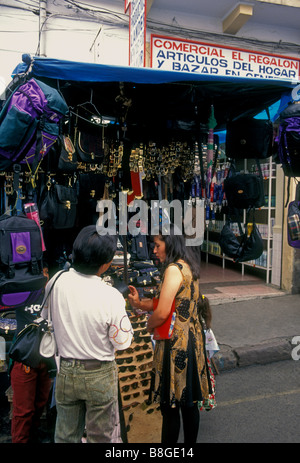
[152,297,176,340]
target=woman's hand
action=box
[128,285,141,309]
[146,323,154,335]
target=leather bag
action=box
[9,271,66,367]
[219,209,264,263]
[40,183,78,229]
[76,130,104,164]
[224,161,265,209]
[226,118,273,160]
[57,135,78,173]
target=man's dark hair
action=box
[72,226,118,275]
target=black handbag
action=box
[0,315,17,340]
[57,135,78,173]
[224,161,265,209]
[40,183,78,229]
[72,106,105,165]
[9,271,66,368]
[9,318,50,368]
[76,131,104,164]
[226,118,273,160]
[219,208,264,263]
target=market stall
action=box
[0,55,298,440]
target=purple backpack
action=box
[0,78,69,172]
[276,103,300,178]
[0,214,47,311]
[287,199,300,249]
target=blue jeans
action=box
[55,358,118,443]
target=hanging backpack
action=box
[224,160,265,210]
[275,102,300,178]
[0,78,69,174]
[226,117,273,160]
[287,184,300,249]
[0,214,47,311]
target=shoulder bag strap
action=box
[41,269,67,323]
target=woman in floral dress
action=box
[128,225,215,443]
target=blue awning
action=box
[13,55,298,88]
[10,55,298,128]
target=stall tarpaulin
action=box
[9,55,298,128]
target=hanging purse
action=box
[57,135,78,173]
[9,271,66,368]
[219,208,264,263]
[0,315,17,340]
[39,182,78,229]
[76,131,104,164]
[74,108,105,165]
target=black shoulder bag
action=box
[219,208,264,263]
[9,270,66,368]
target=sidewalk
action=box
[127,285,299,443]
[211,293,300,371]
[199,262,300,371]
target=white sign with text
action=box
[129,0,146,67]
[151,35,300,81]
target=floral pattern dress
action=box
[150,261,215,410]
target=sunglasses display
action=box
[122,401,139,412]
[134,328,148,336]
[115,303,157,432]
[116,356,133,365]
[131,321,145,329]
[121,381,138,393]
[123,391,140,401]
[134,343,150,351]
[119,373,136,382]
[139,361,152,371]
[128,315,148,324]
[118,364,136,373]
[140,371,151,379]
[136,351,152,362]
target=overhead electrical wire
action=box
[1,0,299,57]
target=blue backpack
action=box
[276,103,300,178]
[0,78,69,174]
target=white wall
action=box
[1,0,300,92]
[0,6,39,92]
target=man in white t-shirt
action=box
[42,226,133,443]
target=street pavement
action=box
[210,293,300,372]
[0,281,299,443]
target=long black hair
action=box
[155,223,200,280]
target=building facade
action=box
[0,0,299,292]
